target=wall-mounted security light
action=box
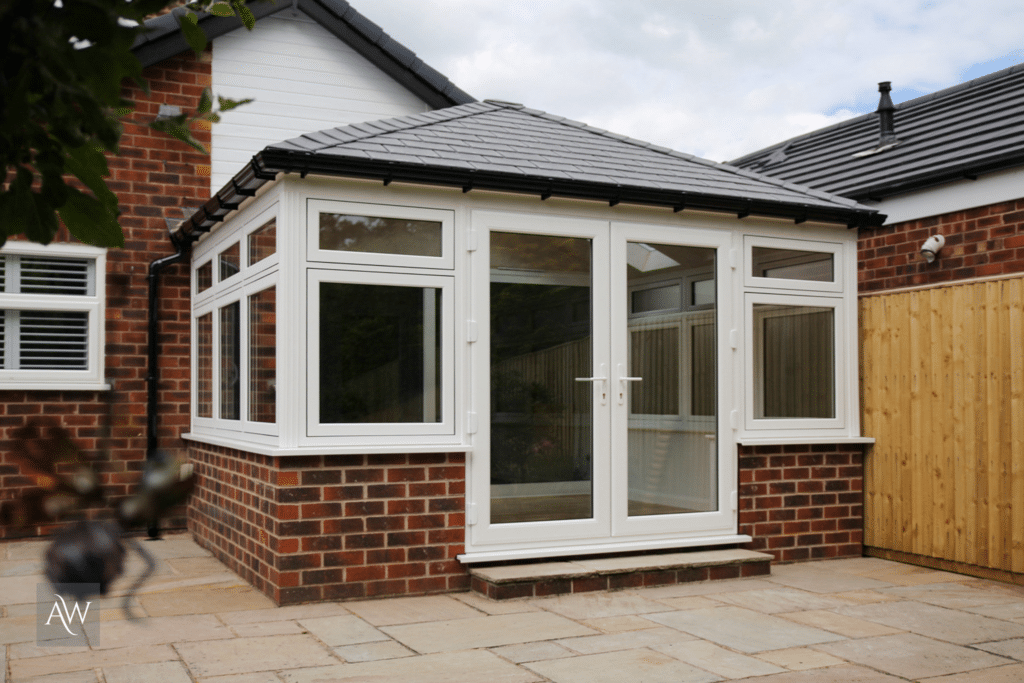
[921,234,945,263]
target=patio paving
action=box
[4,533,1024,682]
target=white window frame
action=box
[0,242,106,390]
[744,291,846,432]
[744,235,843,293]
[305,267,455,439]
[306,199,455,270]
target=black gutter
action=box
[146,229,200,536]
[174,150,884,242]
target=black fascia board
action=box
[295,0,474,108]
[174,149,883,239]
[132,2,290,67]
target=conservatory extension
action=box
[177,101,879,604]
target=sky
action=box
[355,0,1024,163]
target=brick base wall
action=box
[187,442,469,605]
[859,198,1024,292]
[738,443,865,562]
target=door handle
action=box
[575,364,608,405]
[616,364,642,405]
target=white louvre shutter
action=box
[18,256,92,295]
[16,310,90,369]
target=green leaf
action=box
[198,87,213,115]
[65,145,118,215]
[185,10,199,24]
[217,96,254,112]
[6,170,50,245]
[149,115,208,154]
[177,13,208,55]
[207,3,235,17]
[58,188,125,248]
[237,4,256,30]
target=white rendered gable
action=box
[211,8,432,191]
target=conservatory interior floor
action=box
[4,532,1024,682]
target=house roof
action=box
[132,0,474,109]
[729,63,1024,201]
[176,100,882,240]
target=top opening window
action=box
[745,236,842,293]
[308,200,454,269]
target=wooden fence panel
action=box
[860,276,1024,574]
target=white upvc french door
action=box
[467,212,738,558]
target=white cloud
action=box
[355,0,1024,161]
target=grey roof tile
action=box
[257,100,875,217]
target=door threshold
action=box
[468,548,772,600]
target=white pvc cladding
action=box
[186,174,866,456]
[210,8,433,192]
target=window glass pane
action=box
[219,302,240,420]
[248,218,276,266]
[691,320,715,416]
[754,304,835,419]
[632,285,680,314]
[249,287,276,423]
[752,247,833,282]
[319,214,442,257]
[17,310,88,369]
[319,283,441,424]
[196,262,212,293]
[197,313,212,418]
[19,257,90,295]
[489,232,593,524]
[219,243,240,282]
[692,279,715,306]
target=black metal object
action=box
[877,82,897,145]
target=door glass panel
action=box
[626,243,717,517]
[490,232,593,524]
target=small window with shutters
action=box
[0,244,105,388]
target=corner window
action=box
[744,236,842,293]
[0,244,105,388]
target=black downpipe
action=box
[146,231,196,538]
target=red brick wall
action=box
[859,199,1024,292]
[739,443,865,562]
[0,51,211,539]
[187,442,469,605]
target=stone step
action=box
[469,548,772,600]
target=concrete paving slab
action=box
[217,601,351,625]
[879,581,1020,609]
[632,578,776,599]
[197,674,281,683]
[8,644,177,680]
[656,639,786,678]
[709,587,853,614]
[8,641,89,660]
[766,566,893,593]
[137,584,275,617]
[279,649,541,683]
[755,646,845,671]
[297,614,388,646]
[779,609,904,638]
[0,614,40,645]
[647,606,845,653]
[0,560,43,577]
[967,603,1024,620]
[489,640,575,663]
[344,594,483,625]
[815,633,1012,679]
[451,591,541,615]
[382,611,597,653]
[581,615,661,633]
[0,576,42,607]
[839,600,1024,644]
[653,596,723,611]
[332,640,415,662]
[88,613,233,649]
[557,626,697,655]
[524,648,721,683]
[228,620,306,637]
[534,591,674,620]
[175,634,338,678]
[974,638,1024,660]
[9,672,98,683]
[102,660,192,683]
[916,663,1024,682]
[741,664,904,682]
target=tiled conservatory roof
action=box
[178,100,883,239]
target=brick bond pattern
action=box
[0,52,211,539]
[187,442,469,605]
[738,444,865,562]
[859,199,1024,293]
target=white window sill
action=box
[737,436,875,446]
[0,382,112,392]
[181,432,472,456]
